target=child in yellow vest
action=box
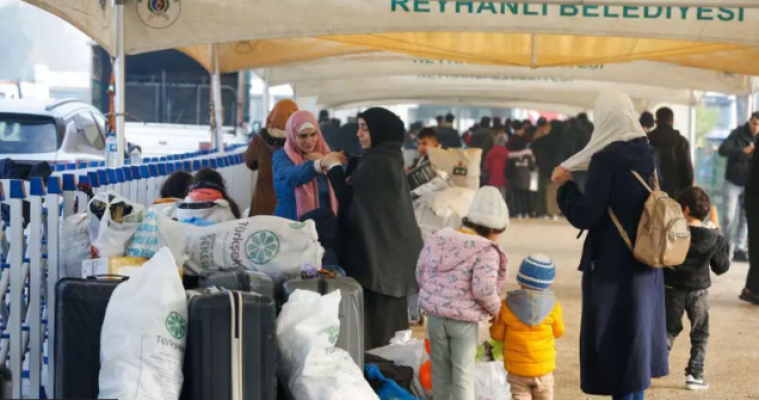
[490,254,565,400]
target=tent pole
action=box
[688,90,697,171]
[262,69,271,116]
[113,0,126,166]
[746,77,756,121]
[210,44,224,153]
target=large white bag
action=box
[126,204,187,264]
[88,192,146,258]
[184,215,324,279]
[475,362,510,400]
[174,199,236,224]
[368,331,429,400]
[99,247,187,400]
[277,290,379,400]
[428,147,482,189]
[414,187,477,240]
[60,213,92,279]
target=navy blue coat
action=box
[557,138,669,396]
[272,149,332,221]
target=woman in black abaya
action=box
[326,107,424,349]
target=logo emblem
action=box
[245,230,280,265]
[326,325,340,345]
[165,312,186,340]
[137,0,181,29]
[452,161,468,176]
[289,221,306,229]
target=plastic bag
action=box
[428,147,482,189]
[88,192,145,258]
[175,199,236,224]
[126,204,187,265]
[414,187,477,240]
[60,213,92,279]
[364,364,419,400]
[474,362,510,400]
[368,333,429,400]
[277,290,379,400]
[184,215,324,279]
[98,247,187,400]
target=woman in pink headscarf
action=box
[272,110,346,220]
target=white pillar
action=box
[746,78,756,121]
[210,44,225,153]
[262,69,271,115]
[688,91,698,175]
[113,0,126,166]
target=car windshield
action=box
[0,113,58,154]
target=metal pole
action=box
[113,0,126,166]
[210,44,225,153]
[746,77,756,122]
[688,90,697,172]
[262,69,271,117]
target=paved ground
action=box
[416,220,759,399]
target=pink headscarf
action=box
[284,110,339,218]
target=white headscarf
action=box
[561,91,647,171]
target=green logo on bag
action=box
[326,325,340,345]
[245,230,280,265]
[165,312,186,339]
[289,221,306,229]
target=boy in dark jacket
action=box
[665,187,730,391]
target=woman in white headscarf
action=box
[553,91,669,400]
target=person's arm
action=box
[679,138,695,189]
[489,305,507,341]
[244,135,261,170]
[272,150,319,190]
[556,157,614,230]
[471,249,502,316]
[552,302,566,339]
[718,129,744,158]
[710,234,731,276]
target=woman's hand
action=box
[489,312,501,326]
[551,166,571,185]
[304,153,324,161]
[320,152,347,169]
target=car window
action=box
[75,112,105,151]
[0,113,58,154]
[92,112,108,136]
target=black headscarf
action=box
[359,107,405,147]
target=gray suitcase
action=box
[282,275,364,367]
[201,270,274,299]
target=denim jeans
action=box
[613,391,645,400]
[666,288,710,378]
[722,180,748,253]
[427,315,478,400]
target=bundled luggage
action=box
[427,148,482,189]
[282,272,364,367]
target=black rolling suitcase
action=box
[182,289,277,400]
[201,270,274,299]
[54,276,127,399]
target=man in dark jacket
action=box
[436,113,462,149]
[470,117,495,186]
[740,121,759,305]
[718,112,759,262]
[647,107,694,198]
[665,187,729,390]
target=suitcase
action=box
[54,276,127,399]
[182,289,277,400]
[282,274,365,367]
[201,270,274,299]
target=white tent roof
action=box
[319,97,588,114]
[262,54,748,95]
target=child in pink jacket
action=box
[416,186,509,400]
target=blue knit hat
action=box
[517,254,556,290]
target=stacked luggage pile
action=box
[49,189,426,400]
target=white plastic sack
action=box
[174,199,236,224]
[99,248,187,400]
[414,187,477,240]
[88,192,146,258]
[428,148,482,189]
[475,362,510,400]
[126,204,187,265]
[60,213,91,279]
[277,290,379,400]
[184,216,324,279]
[368,331,429,400]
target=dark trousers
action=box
[613,391,644,400]
[665,288,709,378]
[745,192,759,293]
[511,189,532,216]
[535,173,550,216]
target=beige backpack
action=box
[609,170,691,268]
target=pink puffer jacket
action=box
[416,228,508,322]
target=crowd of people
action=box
[146,92,758,400]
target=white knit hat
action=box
[464,186,510,230]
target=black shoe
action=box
[739,289,759,305]
[734,250,750,262]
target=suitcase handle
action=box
[88,274,129,282]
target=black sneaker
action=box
[734,250,750,262]
[686,375,709,390]
[739,289,759,305]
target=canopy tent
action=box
[261,53,749,95]
[294,75,696,108]
[22,1,759,75]
[315,97,587,115]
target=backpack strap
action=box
[608,208,634,252]
[630,170,656,193]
